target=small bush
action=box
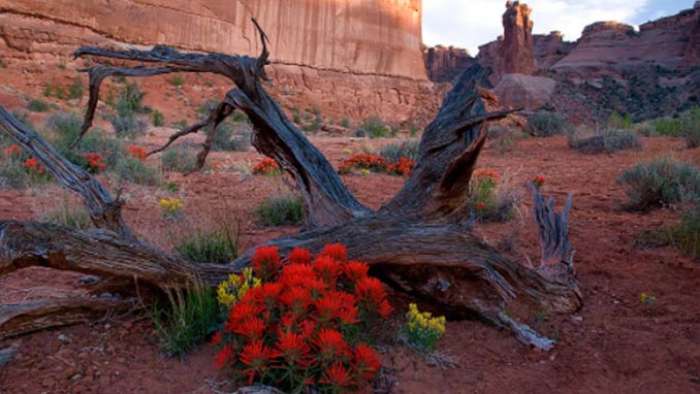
[110,111,147,138]
[109,82,147,138]
[670,206,700,259]
[356,117,392,139]
[568,129,642,154]
[526,111,570,137]
[152,110,165,127]
[41,201,92,230]
[67,78,84,100]
[618,158,700,210]
[402,303,446,353]
[169,75,185,88]
[27,99,49,112]
[255,195,304,226]
[682,107,700,148]
[152,284,221,357]
[608,112,633,130]
[0,159,29,189]
[114,156,161,186]
[48,112,125,169]
[161,146,199,174]
[379,140,420,163]
[652,117,683,137]
[209,122,251,152]
[340,117,351,128]
[468,168,519,222]
[176,229,238,264]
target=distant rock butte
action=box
[422,45,476,83]
[0,0,438,123]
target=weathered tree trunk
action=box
[0,20,581,349]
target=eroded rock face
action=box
[422,45,477,83]
[0,0,436,123]
[533,32,574,70]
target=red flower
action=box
[288,247,312,265]
[354,344,381,380]
[387,157,415,176]
[355,277,387,305]
[343,261,369,283]
[252,246,281,280]
[315,295,343,322]
[299,319,317,339]
[253,157,280,175]
[214,345,233,369]
[280,287,312,314]
[323,362,351,387]
[128,145,148,161]
[319,243,348,262]
[377,299,393,318]
[226,302,263,332]
[276,332,309,365]
[210,331,223,345]
[475,202,487,211]
[232,317,265,340]
[84,152,106,173]
[239,340,278,383]
[316,328,349,359]
[533,175,545,188]
[23,157,45,174]
[313,256,342,286]
[3,144,21,157]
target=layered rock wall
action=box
[422,45,476,83]
[0,0,436,122]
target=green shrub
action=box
[152,284,221,357]
[175,229,238,264]
[652,117,683,136]
[682,107,700,148]
[161,146,199,174]
[670,206,700,259]
[169,75,185,88]
[380,140,420,162]
[41,202,92,230]
[67,78,84,100]
[208,122,251,152]
[0,159,29,189]
[356,117,392,138]
[526,111,571,137]
[152,110,165,127]
[618,158,700,210]
[27,99,49,112]
[109,82,147,138]
[568,129,642,154]
[608,112,633,129]
[114,156,161,186]
[48,112,124,169]
[255,195,304,226]
[340,117,351,129]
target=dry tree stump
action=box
[0,20,581,350]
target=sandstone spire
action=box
[499,1,536,75]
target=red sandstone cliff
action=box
[0,0,436,123]
[422,45,476,83]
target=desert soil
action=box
[1,130,699,393]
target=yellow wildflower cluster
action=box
[159,197,183,216]
[404,303,446,352]
[407,303,446,335]
[217,267,261,307]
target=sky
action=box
[423,0,697,55]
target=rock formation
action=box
[422,45,476,83]
[0,0,437,123]
[533,32,574,70]
[499,1,536,76]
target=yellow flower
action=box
[216,268,261,306]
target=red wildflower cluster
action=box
[472,168,500,184]
[2,144,21,158]
[338,153,414,177]
[23,157,45,175]
[253,158,280,175]
[533,175,545,188]
[128,145,148,161]
[83,152,107,173]
[214,243,389,392]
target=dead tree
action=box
[0,21,581,350]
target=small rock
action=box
[78,275,100,285]
[571,315,583,324]
[58,334,70,343]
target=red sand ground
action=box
[1,131,699,393]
